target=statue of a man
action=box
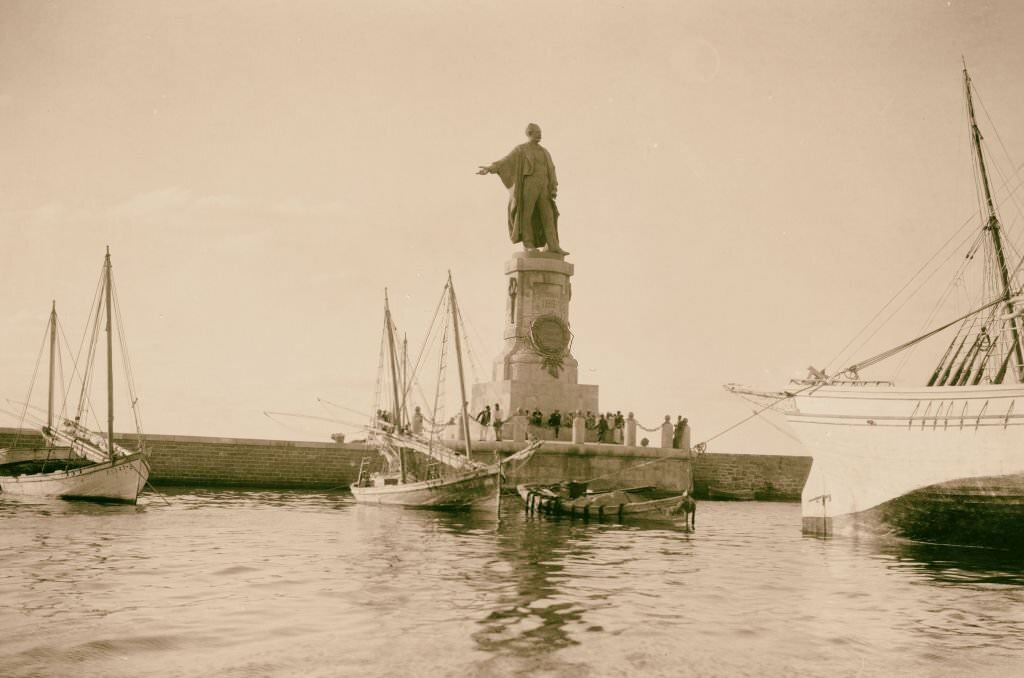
[477,123,568,255]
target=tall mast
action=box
[383,290,405,482]
[447,272,473,457]
[47,300,57,431]
[104,247,115,458]
[964,63,1024,381]
[400,333,409,422]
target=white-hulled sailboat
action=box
[728,66,1024,549]
[351,273,539,508]
[0,248,150,503]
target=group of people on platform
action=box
[381,405,690,450]
[474,405,613,442]
[374,409,396,433]
[469,405,689,448]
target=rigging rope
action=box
[974,81,1024,244]
[316,397,370,419]
[9,316,51,448]
[828,223,982,374]
[453,294,485,386]
[400,286,449,407]
[736,395,803,443]
[55,315,102,441]
[828,83,1024,378]
[111,272,146,448]
[844,296,1007,374]
[75,272,106,428]
[429,295,451,449]
[370,313,386,429]
[892,237,979,380]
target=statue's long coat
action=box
[488,142,560,248]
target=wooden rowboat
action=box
[707,486,756,501]
[517,482,693,522]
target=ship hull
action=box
[350,468,500,508]
[789,383,1024,549]
[0,452,150,504]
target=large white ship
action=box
[730,65,1024,549]
[789,382,1024,546]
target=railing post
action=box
[512,409,527,442]
[660,415,673,449]
[572,410,585,444]
[625,412,637,447]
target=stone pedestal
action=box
[471,251,599,419]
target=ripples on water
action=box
[1,490,1023,678]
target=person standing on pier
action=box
[476,405,491,441]
[492,403,504,441]
[673,416,686,449]
[548,410,563,440]
[597,413,609,442]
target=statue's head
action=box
[525,123,542,142]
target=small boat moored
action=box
[518,481,695,526]
[707,486,756,501]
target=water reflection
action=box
[2,491,1023,678]
[0,492,147,518]
[473,509,694,659]
[871,537,1024,586]
[474,516,591,655]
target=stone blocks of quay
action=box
[0,428,810,499]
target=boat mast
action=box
[47,300,57,432]
[104,247,115,458]
[383,290,405,482]
[964,64,1024,382]
[447,272,473,457]
[400,333,409,423]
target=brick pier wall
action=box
[692,453,812,501]
[1,428,810,499]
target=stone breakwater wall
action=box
[0,428,810,499]
[692,453,812,501]
[0,428,369,489]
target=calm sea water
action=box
[1,489,1023,678]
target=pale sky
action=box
[3,0,1024,453]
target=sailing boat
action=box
[350,273,539,508]
[0,248,151,503]
[729,66,1024,549]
